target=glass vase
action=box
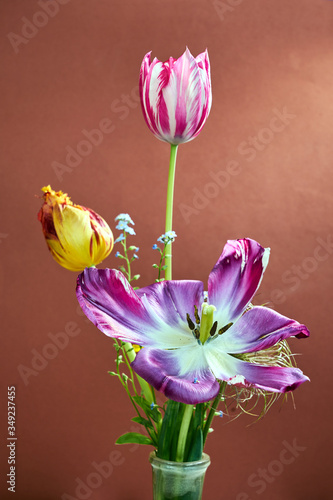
[149,451,210,500]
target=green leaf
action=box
[186,427,203,462]
[157,400,180,460]
[132,395,161,423]
[184,403,205,461]
[132,416,154,429]
[169,403,186,461]
[115,432,153,446]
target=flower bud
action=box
[139,47,212,145]
[38,185,113,271]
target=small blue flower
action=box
[133,254,139,260]
[157,231,177,244]
[116,221,129,231]
[218,411,223,418]
[115,213,134,225]
[115,251,121,258]
[134,247,139,252]
[165,230,177,240]
[150,403,155,410]
[124,226,136,236]
[115,234,125,243]
[152,244,158,250]
[116,222,136,235]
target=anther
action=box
[186,313,195,331]
[194,305,200,324]
[194,328,200,340]
[209,321,218,337]
[218,322,233,335]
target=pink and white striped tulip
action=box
[139,48,212,145]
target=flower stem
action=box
[164,144,178,281]
[203,381,225,445]
[176,404,193,462]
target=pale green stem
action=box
[176,404,194,462]
[164,144,178,281]
[123,342,154,404]
[203,381,225,445]
[164,144,195,462]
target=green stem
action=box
[121,342,139,397]
[122,236,131,282]
[164,144,178,281]
[123,342,154,404]
[203,381,225,445]
[176,404,193,462]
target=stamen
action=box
[194,328,200,340]
[210,321,218,337]
[193,378,199,384]
[194,305,200,324]
[218,322,233,335]
[186,313,195,331]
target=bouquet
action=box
[38,48,309,499]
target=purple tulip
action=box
[76,239,309,404]
[139,48,212,145]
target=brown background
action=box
[1,0,333,499]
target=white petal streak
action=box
[141,293,197,349]
[170,344,210,378]
[204,342,239,380]
[162,51,202,142]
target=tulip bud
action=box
[38,185,113,271]
[139,47,212,145]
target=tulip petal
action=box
[132,346,220,404]
[139,48,212,144]
[205,347,309,393]
[140,53,164,139]
[76,268,203,348]
[52,205,96,269]
[136,279,204,327]
[161,48,204,143]
[192,50,212,138]
[208,239,270,326]
[215,306,310,354]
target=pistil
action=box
[199,303,216,344]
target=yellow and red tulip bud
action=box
[38,185,113,272]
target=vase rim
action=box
[149,451,210,468]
